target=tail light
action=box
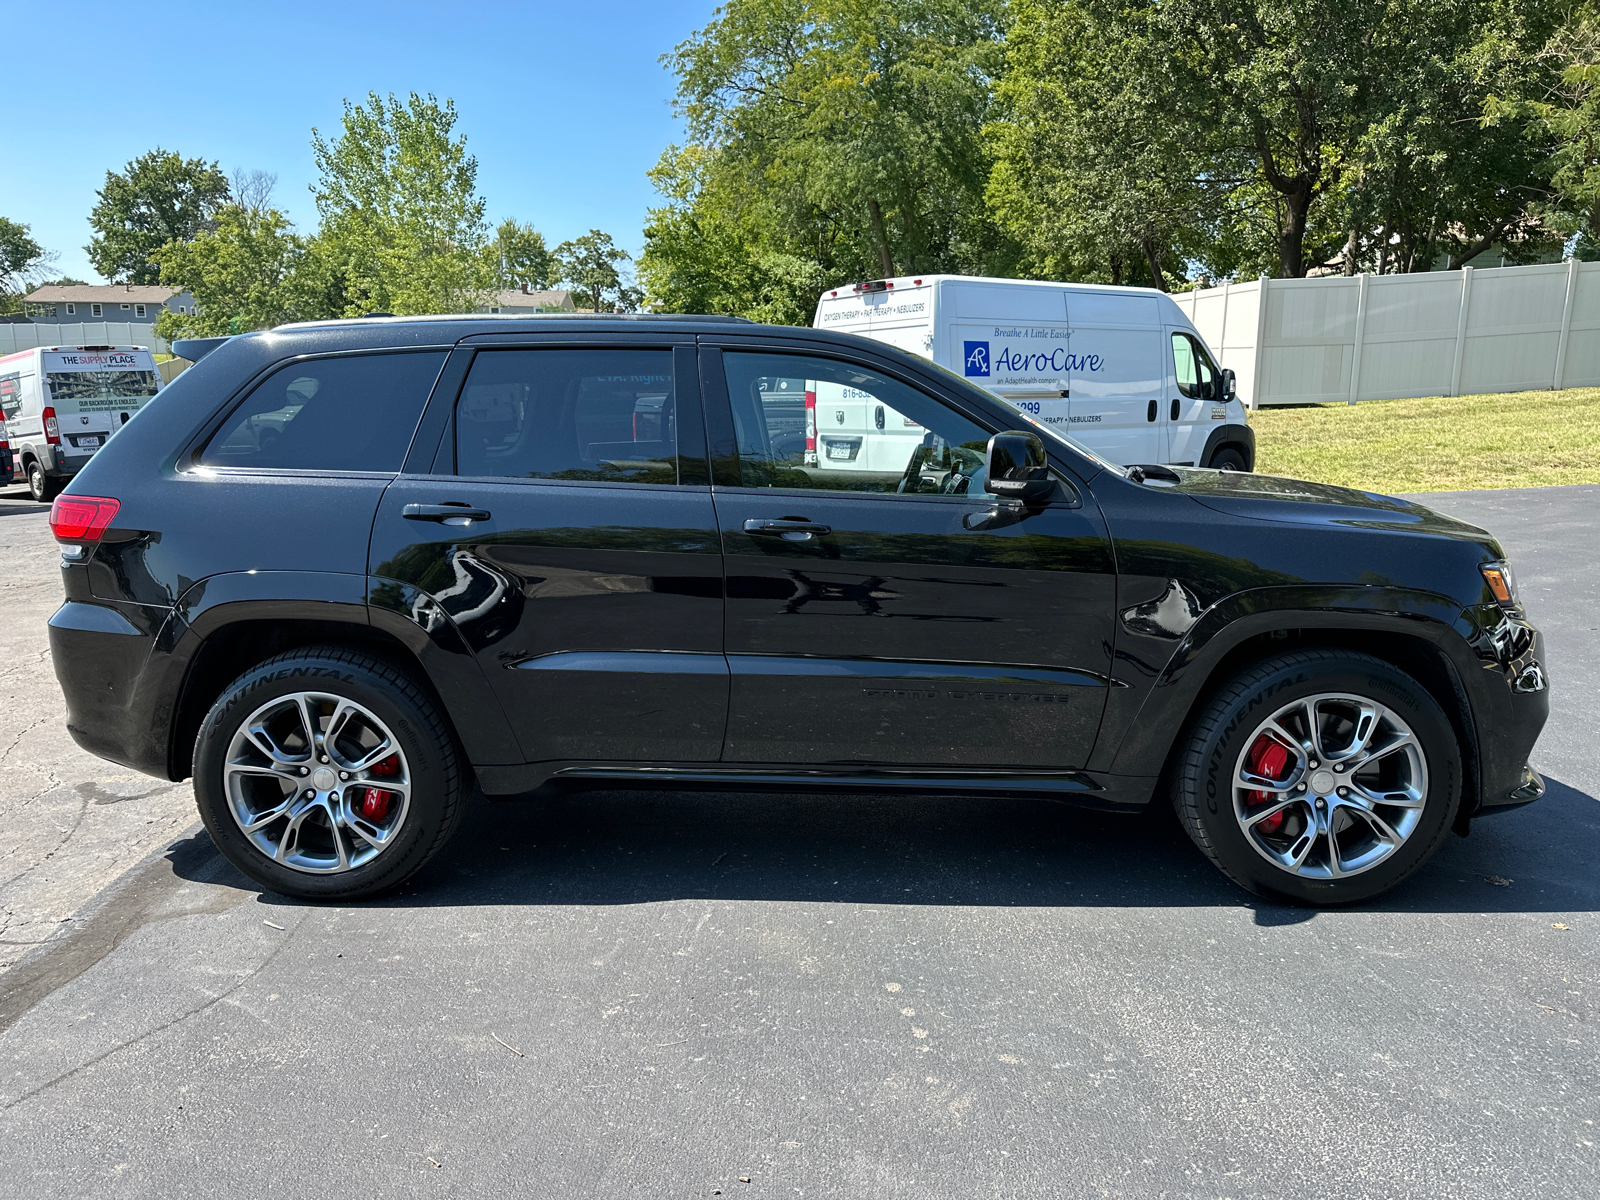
[0,418,9,451]
[49,495,120,543]
[804,389,816,451]
[42,406,59,445]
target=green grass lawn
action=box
[1250,386,1600,493]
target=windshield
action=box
[917,355,1129,477]
[45,370,160,405]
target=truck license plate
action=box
[79,436,101,449]
[827,444,851,460]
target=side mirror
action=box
[986,430,1053,505]
[1221,368,1237,400]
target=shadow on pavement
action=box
[169,773,1598,925]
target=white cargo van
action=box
[0,346,162,500]
[812,274,1254,471]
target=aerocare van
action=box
[813,275,1254,471]
[0,346,162,500]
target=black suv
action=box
[46,315,1549,906]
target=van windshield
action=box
[45,370,160,405]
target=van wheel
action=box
[1172,649,1460,907]
[192,646,471,901]
[27,461,60,502]
[1208,446,1248,472]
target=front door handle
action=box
[743,517,832,540]
[403,502,491,524]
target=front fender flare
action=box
[1100,584,1479,780]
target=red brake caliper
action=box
[359,754,402,821]
[1246,735,1291,834]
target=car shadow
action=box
[170,773,1600,925]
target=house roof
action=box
[24,285,181,304]
[481,288,574,311]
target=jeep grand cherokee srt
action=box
[45,315,1548,906]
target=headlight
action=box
[1480,561,1519,608]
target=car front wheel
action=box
[1173,649,1460,906]
[192,646,470,900]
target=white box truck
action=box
[0,345,163,500]
[812,274,1254,471]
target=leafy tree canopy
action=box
[491,218,556,291]
[311,91,493,315]
[640,0,1019,320]
[153,205,312,340]
[87,149,230,283]
[555,229,640,311]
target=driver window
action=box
[721,352,996,497]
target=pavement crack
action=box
[0,918,298,1113]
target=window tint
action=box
[201,351,445,471]
[723,351,996,497]
[455,349,678,484]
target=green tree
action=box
[1485,2,1600,256]
[489,218,555,290]
[554,229,637,311]
[86,149,230,283]
[151,205,321,339]
[310,92,494,315]
[1,217,54,306]
[640,0,1017,320]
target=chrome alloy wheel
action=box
[224,691,412,874]
[1232,692,1429,880]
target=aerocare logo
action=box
[963,341,990,377]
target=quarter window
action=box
[454,348,679,484]
[200,351,446,471]
[721,351,996,497]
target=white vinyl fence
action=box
[0,322,169,355]
[1177,259,1600,407]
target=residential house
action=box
[22,284,195,323]
[476,285,576,315]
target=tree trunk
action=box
[1278,184,1312,278]
[866,198,894,279]
[1343,228,1358,276]
[1109,253,1123,286]
[1141,238,1168,292]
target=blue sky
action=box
[8,0,721,284]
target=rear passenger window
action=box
[201,352,446,472]
[454,349,678,484]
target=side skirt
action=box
[476,762,1158,812]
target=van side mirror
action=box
[1221,368,1237,401]
[986,430,1053,505]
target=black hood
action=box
[1155,467,1502,552]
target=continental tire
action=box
[192,646,470,901]
[1174,649,1461,906]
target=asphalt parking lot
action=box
[0,483,1594,1198]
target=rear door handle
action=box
[743,518,832,540]
[403,502,491,524]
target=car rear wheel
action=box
[192,646,470,900]
[27,461,60,502]
[1173,649,1460,906]
[1208,446,1248,472]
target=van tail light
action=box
[49,495,120,543]
[804,389,816,452]
[42,406,60,445]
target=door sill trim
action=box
[477,762,1157,810]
